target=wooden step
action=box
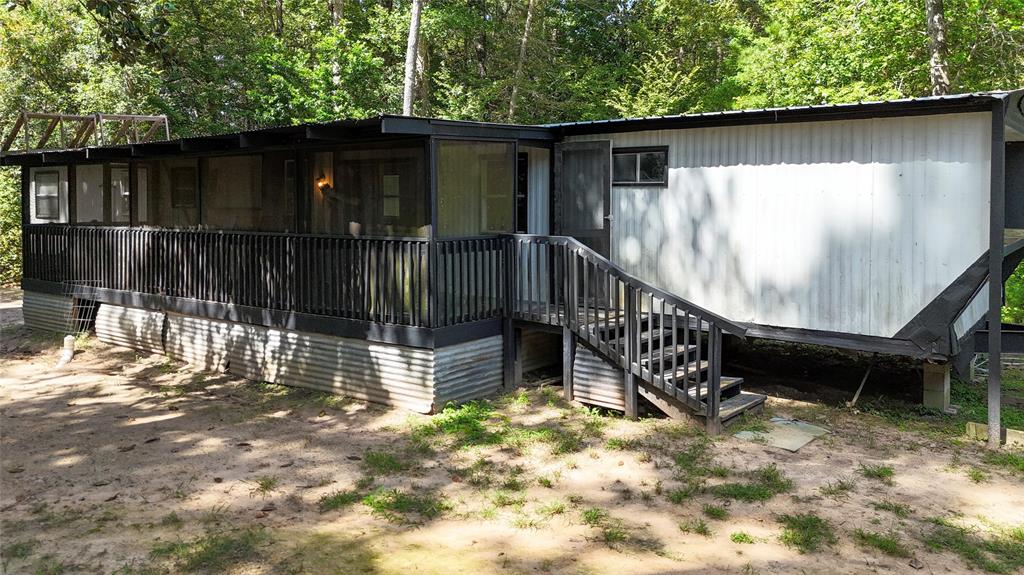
[683,376,743,401]
[719,392,766,423]
[639,343,697,368]
[611,327,674,349]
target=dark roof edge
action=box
[548,90,1024,136]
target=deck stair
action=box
[505,234,765,433]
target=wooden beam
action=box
[1,113,26,152]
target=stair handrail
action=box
[502,233,747,338]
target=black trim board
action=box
[739,323,947,361]
[22,279,500,349]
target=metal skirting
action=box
[251,327,437,413]
[95,304,165,355]
[21,291,74,333]
[165,313,235,372]
[572,344,625,411]
[434,335,504,408]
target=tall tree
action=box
[508,0,538,120]
[926,0,951,95]
[402,0,423,115]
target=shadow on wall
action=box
[612,115,991,339]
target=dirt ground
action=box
[2,299,1023,574]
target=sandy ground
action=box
[1,301,1023,574]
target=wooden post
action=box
[623,287,638,418]
[562,325,575,400]
[705,327,723,435]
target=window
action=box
[110,164,130,223]
[34,170,61,220]
[138,159,199,227]
[75,164,104,223]
[612,147,668,186]
[437,140,515,237]
[202,155,263,230]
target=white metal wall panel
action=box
[572,345,624,411]
[21,291,74,333]
[95,304,165,355]
[164,313,234,371]
[525,146,551,234]
[433,335,504,409]
[567,112,992,338]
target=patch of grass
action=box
[247,475,279,499]
[537,500,567,517]
[984,451,1024,476]
[581,507,609,527]
[151,527,268,572]
[702,504,729,520]
[536,471,561,488]
[968,467,990,483]
[666,481,702,504]
[678,518,711,537]
[2,537,37,564]
[872,500,912,518]
[159,512,184,529]
[318,490,361,512]
[710,463,794,503]
[730,531,755,544]
[777,513,836,553]
[601,525,629,544]
[819,477,856,498]
[922,517,1024,574]
[605,437,643,450]
[360,488,449,522]
[854,528,911,557]
[491,490,526,508]
[412,401,501,448]
[859,463,895,484]
[362,451,407,475]
[31,555,65,575]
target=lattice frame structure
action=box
[1,112,170,152]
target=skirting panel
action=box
[165,313,235,372]
[433,335,504,408]
[573,344,625,411]
[22,291,74,334]
[95,304,165,355]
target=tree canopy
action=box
[0,0,1022,285]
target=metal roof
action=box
[3,90,1021,166]
[544,90,1024,135]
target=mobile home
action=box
[5,90,1022,433]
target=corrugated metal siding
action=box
[21,291,73,333]
[165,313,234,371]
[525,146,551,234]
[567,112,992,338]
[953,282,989,341]
[520,329,560,373]
[253,327,437,413]
[572,344,624,411]
[433,335,504,409]
[95,304,165,354]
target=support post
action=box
[562,326,576,401]
[988,97,1007,449]
[623,287,638,418]
[705,327,723,435]
[922,362,952,413]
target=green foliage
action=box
[872,500,913,518]
[730,531,755,544]
[678,518,711,537]
[922,517,1024,574]
[151,528,268,572]
[777,513,837,553]
[984,451,1024,476]
[318,490,362,512]
[702,504,729,520]
[0,169,21,286]
[710,463,795,502]
[360,488,450,522]
[854,529,911,557]
[859,463,895,484]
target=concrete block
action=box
[923,362,952,413]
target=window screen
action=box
[75,164,105,223]
[202,155,263,230]
[111,164,130,223]
[437,140,515,237]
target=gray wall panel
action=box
[95,304,165,355]
[434,335,503,408]
[572,344,624,411]
[22,291,74,333]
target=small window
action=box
[34,170,61,220]
[612,147,668,186]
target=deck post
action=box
[987,97,1006,449]
[705,327,723,435]
[922,362,952,413]
[623,287,638,418]
[562,326,576,401]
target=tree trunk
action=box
[328,0,342,24]
[329,0,343,114]
[274,0,284,36]
[416,35,431,115]
[508,0,537,121]
[402,0,423,115]
[926,0,951,95]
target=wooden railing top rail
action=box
[502,233,747,338]
[24,224,430,243]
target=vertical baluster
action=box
[670,305,678,398]
[659,298,666,391]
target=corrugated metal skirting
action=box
[572,344,624,411]
[21,291,74,334]
[165,313,235,372]
[95,304,165,355]
[434,335,504,408]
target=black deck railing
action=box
[504,233,747,421]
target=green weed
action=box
[872,500,912,518]
[318,490,362,512]
[777,513,836,553]
[922,517,1024,574]
[362,451,407,475]
[858,463,895,484]
[819,477,856,498]
[360,488,449,522]
[702,504,729,520]
[151,527,268,572]
[730,531,755,544]
[854,529,911,557]
[678,518,711,537]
